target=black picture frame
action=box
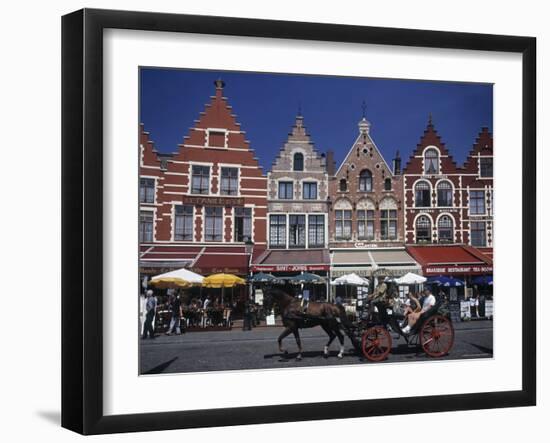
[62,8,536,435]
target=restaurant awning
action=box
[139,244,265,276]
[251,249,330,273]
[406,245,493,276]
[330,248,421,278]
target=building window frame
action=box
[479,157,493,178]
[357,209,375,240]
[380,209,398,240]
[220,166,239,196]
[204,206,223,242]
[424,147,440,174]
[437,214,454,243]
[384,178,392,191]
[469,190,486,215]
[436,180,453,207]
[269,214,286,248]
[191,164,211,195]
[288,214,306,248]
[302,181,318,200]
[139,209,154,243]
[414,180,432,207]
[278,181,294,200]
[174,205,194,241]
[470,221,487,247]
[415,214,432,243]
[234,207,252,242]
[308,214,325,248]
[293,152,304,171]
[358,169,373,192]
[139,177,155,204]
[339,178,348,192]
[335,209,352,240]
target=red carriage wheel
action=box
[361,326,392,362]
[420,315,455,357]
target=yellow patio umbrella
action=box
[202,273,246,288]
[202,273,246,305]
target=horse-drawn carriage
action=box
[343,299,455,362]
[264,288,454,362]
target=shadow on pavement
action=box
[143,357,179,374]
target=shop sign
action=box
[424,265,493,275]
[252,264,329,272]
[182,195,244,206]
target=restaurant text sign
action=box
[424,265,493,275]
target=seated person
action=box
[402,289,436,334]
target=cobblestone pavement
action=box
[139,320,493,374]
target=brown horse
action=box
[263,288,350,360]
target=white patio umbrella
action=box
[331,273,370,286]
[150,267,204,288]
[394,272,427,285]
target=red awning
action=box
[140,244,265,276]
[406,245,493,276]
[252,249,330,272]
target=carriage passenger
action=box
[401,288,436,334]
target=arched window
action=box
[293,152,304,171]
[424,148,439,174]
[359,169,372,192]
[415,215,432,243]
[384,178,392,191]
[415,181,431,207]
[339,178,348,192]
[438,215,453,243]
[437,181,453,207]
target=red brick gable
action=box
[463,127,493,173]
[139,123,161,168]
[403,119,460,174]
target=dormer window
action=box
[384,178,392,191]
[293,152,304,171]
[424,148,439,174]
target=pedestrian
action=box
[142,289,157,339]
[166,292,183,335]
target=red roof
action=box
[406,245,492,276]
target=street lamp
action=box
[243,238,254,331]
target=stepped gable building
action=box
[139,79,267,277]
[402,119,494,250]
[252,114,330,290]
[402,119,493,281]
[402,117,463,245]
[328,113,420,280]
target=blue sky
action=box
[140,68,493,170]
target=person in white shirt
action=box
[401,288,436,334]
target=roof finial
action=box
[428,112,433,126]
[298,101,302,117]
[361,100,367,119]
[214,78,225,89]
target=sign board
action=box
[424,265,493,275]
[252,264,329,272]
[182,195,245,206]
[254,289,264,304]
[460,301,471,319]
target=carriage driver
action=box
[366,277,389,319]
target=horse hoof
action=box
[296,355,302,361]
[323,354,329,359]
[283,350,289,355]
[337,354,344,359]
